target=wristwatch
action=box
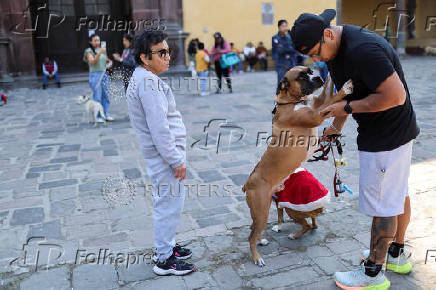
[344,100,352,114]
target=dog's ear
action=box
[276,77,289,95]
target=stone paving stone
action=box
[49,185,77,202]
[182,270,218,289]
[299,278,337,290]
[212,265,243,289]
[103,149,119,156]
[25,172,40,179]
[111,214,153,232]
[50,156,78,163]
[58,144,81,152]
[65,223,108,240]
[28,164,62,173]
[191,206,231,219]
[313,256,348,275]
[0,197,43,210]
[196,213,240,228]
[305,245,335,259]
[39,179,78,190]
[27,220,62,240]
[50,199,76,217]
[228,173,249,186]
[19,266,70,290]
[326,239,364,255]
[203,234,233,253]
[72,263,118,290]
[220,160,251,168]
[251,266,319,289]
[117,261,155,284]
[42,171,68,182]
[123,168,142,179]
[129,276,187,290]
[197,195,235,208]
[100,139,116,145]
[239,251,307,276]
[10,207,44,226]
[197,170,226,182]
[82,232,129,247]
[78,180,105,192]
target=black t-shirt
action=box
[327,25,419,152]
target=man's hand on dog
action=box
[174,163,186,181]
[320,100,348,118]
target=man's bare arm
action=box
[350,72,406,113]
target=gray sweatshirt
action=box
[126,67,186,168]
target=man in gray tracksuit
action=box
[126,64,194,275]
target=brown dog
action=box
[242,66,353,266]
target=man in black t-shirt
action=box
[290,9,419,289]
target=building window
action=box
[84,0,110,16]
[262,3,274,25]
[49,0,75,16]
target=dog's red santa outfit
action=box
[274,168,329,212]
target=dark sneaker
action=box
[153,254,196,276]
[173,243,192,260]
[152,243,192,263]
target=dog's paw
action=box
[288,233,296,240]
[342,80,353,95]
[258,239,269,246]
[254,258,266,267]
[271,225,281,233]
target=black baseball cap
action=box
[290,9,336,54]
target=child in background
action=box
[195,42,210,96]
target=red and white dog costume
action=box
[273,168,329,211]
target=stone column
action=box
[336,0,342,25]
[0,29,13,82]
[158,0,190,75]
[395,0,407,55]
[130,0,190,76]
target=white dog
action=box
[424,46,436,55]
[76,95,106,124]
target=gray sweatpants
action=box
[145,149,186,263]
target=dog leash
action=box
[308,131,353,197]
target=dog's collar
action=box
[275,99,307,106]
[272,99,307,121]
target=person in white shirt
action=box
[243,42,257,72]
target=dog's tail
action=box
[99,107,107,120]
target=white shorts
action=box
[358,140,413,217]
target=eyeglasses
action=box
[150,48,172,58]
[311,36,324,59]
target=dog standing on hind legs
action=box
[242,66,353,266]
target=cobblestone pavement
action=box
[0,56,435,289]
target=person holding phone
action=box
[113,33,136,91]
[83,34,114,122]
